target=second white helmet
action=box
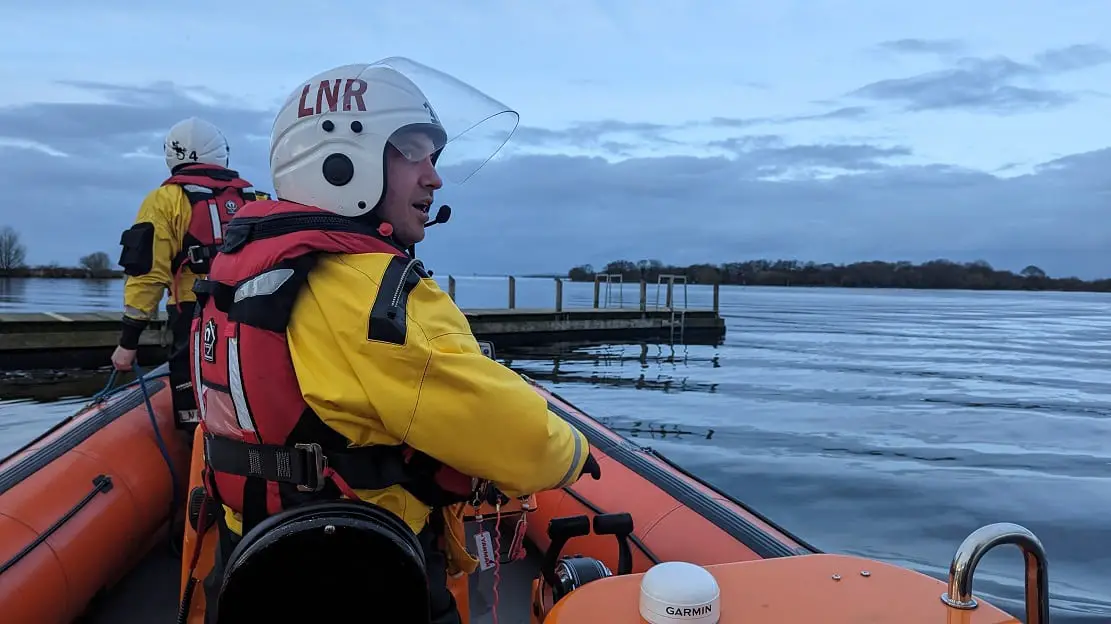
[164,117,229,171]
[270,57,519,218]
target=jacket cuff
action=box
[118,317,148,350]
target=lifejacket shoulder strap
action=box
[166,168,258,276]
[174,184,256,214]
[164,167,253,199]
[163,165,244,186]
[165,165,255,210]
[193,253,318,333]
[193,211,409,329]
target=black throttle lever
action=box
[592,512,634,575]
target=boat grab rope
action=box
[0,475,116,576]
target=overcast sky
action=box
[1,1,1109,278]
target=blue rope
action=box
[90,369,120,403]
[132,362,183,525]
[92,363,183,554]
[90,367,171,405]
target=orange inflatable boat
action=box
[0,363,1051,624]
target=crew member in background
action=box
[113,117,268,432]
[186,59,600,623]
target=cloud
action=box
[430,147,1111,280]
[713,106,875,128]
[1034,43,1111,73]
[706,135,912,177]
[1,79,1109,281]
[875,38,967,56]
[509,106,876,157]
[849,44,1111,114]
[510,120,684,156]
[0,80,274,265]
[0,80,271,147]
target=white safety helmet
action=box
[270,57,519,218]
[164,117,230,171]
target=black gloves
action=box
[478,452,600,506]
[579,452,601,481]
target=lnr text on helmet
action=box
[297,79,369,119]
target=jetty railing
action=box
[0,275,728,370]
[441,275,720,314]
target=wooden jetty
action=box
[0,276,725,371]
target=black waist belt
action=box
[204,434,415,493]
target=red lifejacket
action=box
[163,163,259,275]
[189,199,475,534]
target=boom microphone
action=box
[424,204,451,228]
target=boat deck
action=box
[76,525,541,624]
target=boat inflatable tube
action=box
[0,374,190,624]
[213,500,430,623]
[639,561,721,624]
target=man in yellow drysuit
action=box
[113,117,267,431]
[187,58,600,624]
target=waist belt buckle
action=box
[294,442,327,492]
[186,245,207,265]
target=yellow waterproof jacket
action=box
[121,185,272,322]
[279,251,590,572]
[121,185,195,322]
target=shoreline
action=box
[2,274,1109,294]
[0,269,122,279]
[563,279,1111,293]
[3,265,1109,294]
[566,259,1111,294]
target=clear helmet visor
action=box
[373,57,519,184]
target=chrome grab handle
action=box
[941,522,1050,624]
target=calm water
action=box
[2,276,1110,621]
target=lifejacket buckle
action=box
[294,442,327,492]
[186,245,207,265]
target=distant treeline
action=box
[0,265,122,279]
[567,259,1111,292]
[0,226,121,279]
